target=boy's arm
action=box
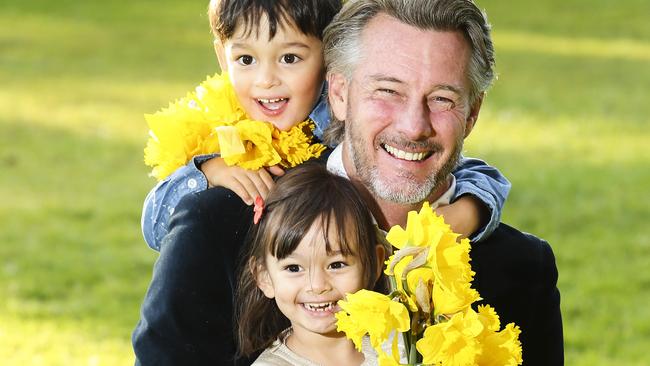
[142,154,280,251]
[449,156,511,242]
[141,154,215,251]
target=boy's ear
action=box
[213,39,227,72]
[464,93,484,138]
[251,259,275,299]
[327,72,349,122]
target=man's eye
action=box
[429,97,455,111]
[379,88,396,95]
[280,54,301,64]
[284,264,301,273]
[236,55,255,65]
[329,261,347,270]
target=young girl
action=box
[141,0,511,252]
[236,163,391,365]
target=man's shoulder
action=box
[176,186,248,215]
[471,223,557,279]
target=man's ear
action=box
[251,259,275,299]
[327,72,349,122]
[213,39,227,72]
[464,93,484,138]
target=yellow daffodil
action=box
[338,203,522,365]
[416,308,484,366]
[336,290,410,351]
[432,280,481,316]
[476,305,523,366]
[144,73,324,180]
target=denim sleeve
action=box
[141,154,216,251]
[451,156,511,242]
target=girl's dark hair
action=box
[209,0,342,42]
[235,162,385,357]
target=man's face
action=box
[329,14,480,206]
[221,16,325,131]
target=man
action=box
[322,0,563,364]
[133,0,563,364]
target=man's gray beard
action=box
[347,131,463,205]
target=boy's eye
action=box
[280,54,301,64]
[236,55,255,66]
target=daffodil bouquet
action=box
[335,203,523,366]
[143,73,325,181]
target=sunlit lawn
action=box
[1,0,648,365]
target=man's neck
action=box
[352,176,452,230]
[329,144,453,230]
[375,178,451,230]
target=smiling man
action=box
[323,0,564,364]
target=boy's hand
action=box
[435,194,489,239]
[200,157,284,205]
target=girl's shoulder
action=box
[252,337,318,366]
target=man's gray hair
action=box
[323,0,496,145]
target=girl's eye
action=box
[329,261,347,270]
[284,264,301,273]
[236,55,255,66]
[280,54,301,64]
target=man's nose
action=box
[254,63,279,89]
[395,98,433,140]
[307,268,332,294]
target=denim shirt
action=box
[141,91,510,251]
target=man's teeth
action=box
[383,144,428,161]
[303,302,334,312]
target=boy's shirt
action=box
[141,92,511,251]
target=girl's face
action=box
[256,218,381,338]
[220,15,325,131]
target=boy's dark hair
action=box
[235,162,386,357]
[208,0,342,42]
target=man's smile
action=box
[382,143,432,162]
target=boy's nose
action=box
[254,63,280,89]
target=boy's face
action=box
[220,17,325,131]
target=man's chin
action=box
[368,174,436,205]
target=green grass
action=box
[1,0,649,364]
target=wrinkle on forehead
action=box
[357,14,471,94]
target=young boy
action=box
[141,0,510,251]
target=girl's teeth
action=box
[304,302,334,312]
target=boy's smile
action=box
[221,16,325,131]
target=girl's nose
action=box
[307,269,332,294]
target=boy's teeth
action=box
[258,98,288,111]
[383,144,429,161]
[258,98,286,103]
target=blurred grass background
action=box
[0,0,648,365]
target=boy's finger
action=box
[230,182,253,205]
[258,169,275,191]
[267,165,285,176]
[248,173,270,199]
[236,176,261,205]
